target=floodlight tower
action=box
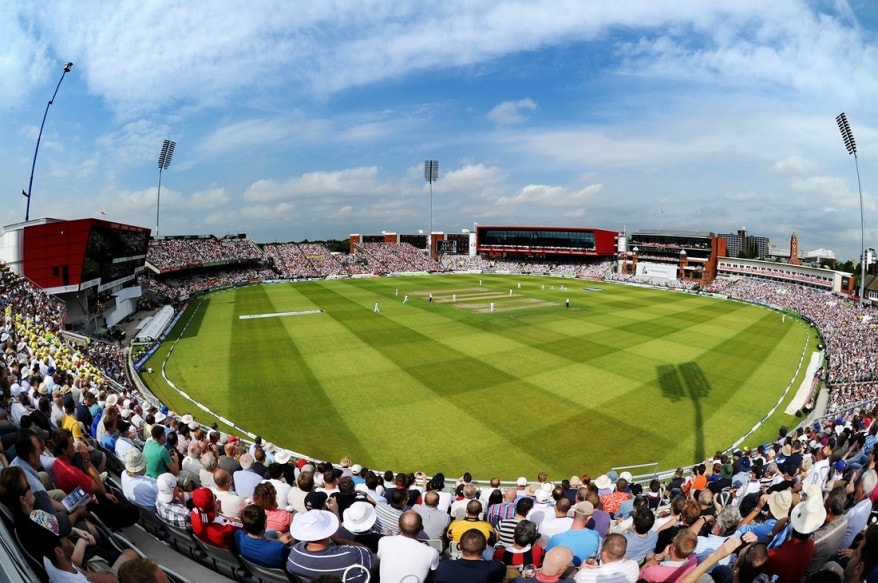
[836,113,867,305]
[155,139,176,238]
[24,61,74,222]
[425,160,438,252]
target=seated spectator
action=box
[654,499,702,554]
[252,481,291,535]
[639,529,698,582]
[574,533,639,583]
[497,497,534,546]
[804,486,848,578]
[0,467,138,581]
[693,505,741,568]
[340,501,384,553]
[190,487,240,549]
[600,477,632,515]
[625,507,658,564]
[545,501,600,567]
[286,509,372,583]
[50,427,139,528]
[436,528,506,583]
[265,462,292,510]
[583,491,611,537]
[374,488,409,536]
[493,519,545,572]
[509,546,575,583]
[199,451,218,489]
[288,470,314,514]
[414,490,452,541]
[233,453,263,499]
[447,500,495,545]
[487,488,518,527]
[120,448,158,511]
[762,492,824,583]
[155,473,191,528]
[538,497,573,545]
[212,468,244,520]
[736,490,793,543]
[143,425,180,479]
[9,431,89,532]
[377,510,440,582]
[235,504,292,569]
[180,441,204,485]
[117,557,168,583]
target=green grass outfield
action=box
[142,274,816,479]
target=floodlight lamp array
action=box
[424,160,438,183]
[158,140,176,170]
[836,113,857,156]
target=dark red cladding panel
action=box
[22,220,91,288]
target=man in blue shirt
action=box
[545,501,600,567]
[235,504,290,569]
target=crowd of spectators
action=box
[707,277,878,413]
[356,242,444,274]
[146,236,262,273]
[263,242,346,279]
[605,273,701,290]
[140,266,275,302]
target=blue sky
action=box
[2,1,876,260]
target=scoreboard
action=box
[436,240,458,254]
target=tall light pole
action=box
[155,139,176,238]
[836,113,867,305]
[424,160,438,253]
[23,61,74,222]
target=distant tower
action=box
[789,233,800,265]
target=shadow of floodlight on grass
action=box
[657,362,711,463]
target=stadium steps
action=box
[121,522,235,582]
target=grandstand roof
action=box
[631,229,714,238]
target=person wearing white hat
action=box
[761,491,825,583]
[737,489,793,541]
[120,448,158,512]
[340,501,383,552]
[804,487,848,578]
[593,474,613,495]
[377,510,439,583]
[286,510,372,583]
[155,472,190,528]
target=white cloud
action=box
[770,156,819,175]
[488,99,537,125]
[242,167,385,204]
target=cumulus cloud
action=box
[770,156,819,175]
[243,167,384,204]
[488,99,537,125]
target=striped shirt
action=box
[487,501,517,527]
[497,517,522,546]
[286,542,372,583]
[374,503,404,535]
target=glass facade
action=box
[82,227,150,282]
[480,229,596,250]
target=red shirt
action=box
[52,458,94,496]
[493,544,544,568]
[764,537,815,583]
[191,511,239,549]
[600,491,632,515]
